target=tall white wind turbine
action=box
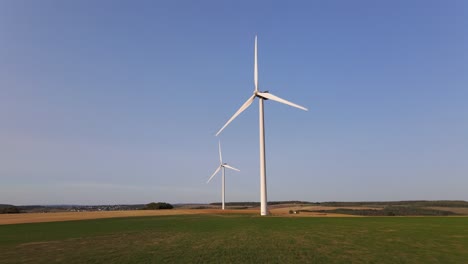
[207,141,240,210]
[215,35,307,216]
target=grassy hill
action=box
[318,200,468,208]
[207,200,468,216]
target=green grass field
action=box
[1,214,467,263]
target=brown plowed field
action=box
[0,206,360,225]
[0,209,257,225]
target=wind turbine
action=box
[215,35,307,216]
[207,141,240,210]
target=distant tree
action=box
[0,206,21,214]
[142,202,174,210]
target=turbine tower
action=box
[215,35,307,216]
[207,141,240,210]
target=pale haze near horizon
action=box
[1,1,467,205]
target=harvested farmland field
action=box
[0,214,467,263]
[3,203,465,225]
[0,208,354,225]
[0,209,257,225]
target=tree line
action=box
[0,205,21,214]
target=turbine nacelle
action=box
[255,91,269,100]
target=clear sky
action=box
[1,0,467,205]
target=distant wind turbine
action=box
[215,35,307,216]
[207,141,240,210]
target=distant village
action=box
[67,204,145,212]
[1,202,178,214]
[1,204,145,213]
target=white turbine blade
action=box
[257,92,308,111]
[215,94,256,136]
[254,35,258,92]
[207,166,221,183]
[223,164,240,172]
[218,140,222,163]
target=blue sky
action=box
[1,0,467,205]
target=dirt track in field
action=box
[0,206,360,225]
